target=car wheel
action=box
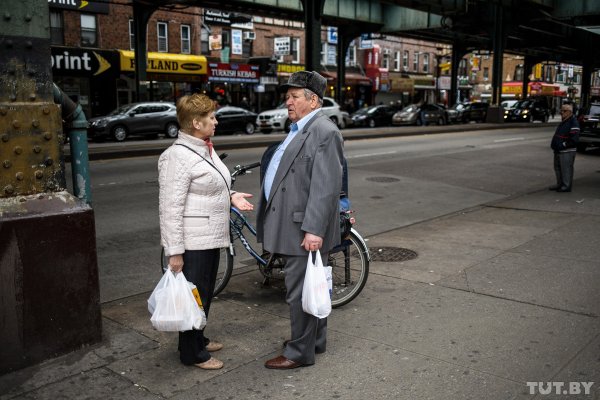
[244,122,255,135]
[165,122,179,138]
[330,116,340,128]
[368,119,376,128]
[112,125,128,142]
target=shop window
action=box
[514,64,524,81]
[382,49,390,69]
[345,44,356,67]
[458,58,468,76]
[128,19,135,51]
[403,50,409,71]
[413,52,419,72]
[181,25,191,54]
[157,22,168,52]
[81,14,97,47]
[394,51,400,71]
[200,27,209,54]
[423,53,429,73]
[221,30,230,47]
[50,11,64,45]
[291,38,300,64]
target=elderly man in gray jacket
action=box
[257,71,344,369]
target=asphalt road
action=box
[80,125,600,303]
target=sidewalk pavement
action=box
[3,139,599,400]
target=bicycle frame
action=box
[228,206,268,266]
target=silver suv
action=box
[256,97,345,133]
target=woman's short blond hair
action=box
[176,94,216,132]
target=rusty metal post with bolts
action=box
[0,0,102,373]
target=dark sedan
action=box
[88,102,178,142]
[504,99,549,123]
[351,105,395,128]
[392,103,447,126]
[460,102,489,123]
[215,106,258,135]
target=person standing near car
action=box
[257,71,344,369]
[549,103,580,192]
[158,94,253,370]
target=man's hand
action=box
[301,232,323,251]
[231,192,254,211]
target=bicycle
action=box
[162,161,370,308]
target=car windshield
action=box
[401,105,419,113]
[588,105,600,116]
[108,104,135,116]
[515,100,533,109]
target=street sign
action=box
[274,37,290,56]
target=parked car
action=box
[341,111,353,128]
[577,102,600,152]
[446,102,466,123]
[504,99,549,122]
[256,97,345,133]
[215,106,257,135]
[88,102,178,142]
[351,105,395,127]
[392,103,447,126]
[460,102,490,123]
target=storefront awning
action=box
[502,81,559,96]
[320,71,372,86]
[119,50,207,75]
[408,75,436,90]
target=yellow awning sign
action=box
[119,50,207,75]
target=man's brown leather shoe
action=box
[264,355,304,369]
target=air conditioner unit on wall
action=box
[244,31,256,40]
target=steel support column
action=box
[132,2,157,102]
[581,52,593,110]
[336,26,362,105]
[491,4,505,107]
[0,0,101,373]
[302,0,325,72]
[522,56,534,99]
[449,42,466,107]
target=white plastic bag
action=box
[148,269,206,332]
[302,250,332,318]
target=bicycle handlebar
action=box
[231,162,261,178]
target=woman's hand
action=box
[231,192,254,211]
[169,254,184,273]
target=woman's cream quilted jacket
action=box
[158,132,232,256]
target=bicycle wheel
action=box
[328,229,370,308]
[160,247,234,296]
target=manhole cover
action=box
[366,176,401,183]
[368,246,418,262]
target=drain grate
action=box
[368,246,418,262]
[366,176,401,183]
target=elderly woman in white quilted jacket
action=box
[158,94,253,370]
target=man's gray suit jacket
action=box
[256,110,344,256]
